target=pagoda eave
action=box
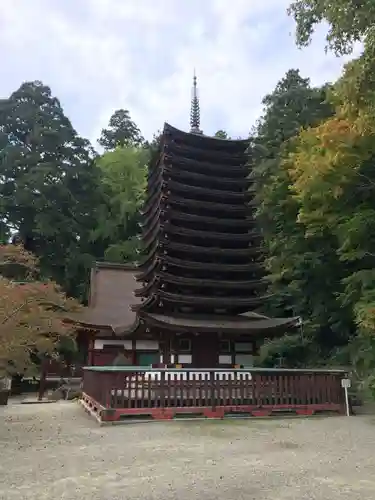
[167,196,249,214]
[154,255,264,273]
[156,271,268,290]
[162,240,262,257]
[168,211,257,228]
[140,205,161,228]
[164,123,249,151]
[140,311,301,336]
[136,264,264,287]
[142,218,160,244]
[164,154,249,178]
[165,140,248,166]
[131,294,157,313]
[156,290,269,307]
[141,185,163,216]
[166,180,251,201]
[164,224,262,242]
[136,258,159,280]
[134,276,267,299]
[135,249,158,273]
[134,275,158,297]
[165,165,251,188]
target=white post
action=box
[341,378,351,417]
[344,385,350,417]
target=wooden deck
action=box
[81,367,348,423]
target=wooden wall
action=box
[88,333,257,368]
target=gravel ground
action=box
[0,401,374,500]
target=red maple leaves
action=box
[0,245,82,376]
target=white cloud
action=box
[0,0,360,144]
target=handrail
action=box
[81,365,348,421]
[83,366,348,374]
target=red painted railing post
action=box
[160,370,165,409]
[210,370,216,410]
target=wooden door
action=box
[191,334,219,368]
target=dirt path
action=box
[0,400,374,499]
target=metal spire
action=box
[190,70,202,134]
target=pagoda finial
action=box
[190,70,202,134]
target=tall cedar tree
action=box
[252,69,354,366]
[98,109,144,150]
[0,81,101,300]
[0,244,81,376]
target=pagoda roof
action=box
[151,289,268,307]
[166,211,256,228]
[146,169,163,195]
[67,260,300,338]
[137,240,262,272]
[164,123,250,151]
[161,240,261,257]
[142,225,261,256]
[139,311,301,336]
[137,255,263,280]
[160,224,261,242]
[162,141,245,168]
[167,195,252,214]
[163,141,247,167]
[163,153,249,177]
[154,272,267,289]
[166,179,252,201]
[68,262,139,334]
[134,272,267,297]
[140,206,257,231]
[164,165,251,188]
[141,191,161,217]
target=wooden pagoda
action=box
[70,75,300,370]
[130,122,300,368]
[73,76,345,424]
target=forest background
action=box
[2,0,375,396]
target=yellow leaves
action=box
[353,299,375,334]
[286,113,375,213]
[0,244,38,280]
[0,244,37,267]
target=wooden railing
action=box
[81,367,348,422]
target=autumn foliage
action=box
[283,35,375,339]
[0,245,82,376]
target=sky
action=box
[0,0,361,145]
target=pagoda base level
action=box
[88,332,258,369]
[81,394,344,425]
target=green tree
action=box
[0,81,101,299]
[252,69,352,365]
[0,222,9,244]
[288,0,375,55]
[92,146,147,263]
[285,3,375,396]
[98,109,144,150]
[214,130,229,139]
[143,130,163,161]
[287,41,375,338]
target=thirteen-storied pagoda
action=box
[74,74,300,368]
